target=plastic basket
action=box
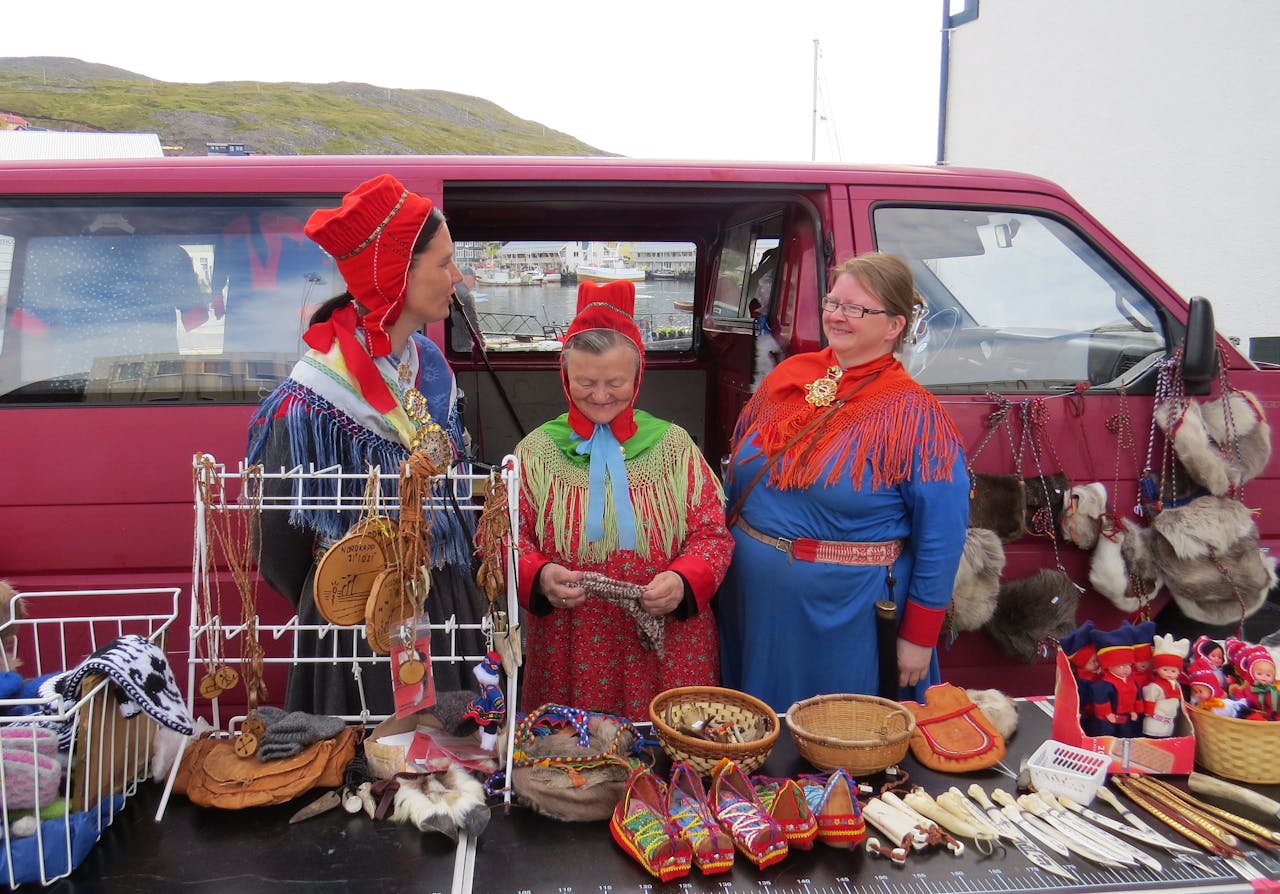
[1026,739,1110,805]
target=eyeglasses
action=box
[820,297,892,320]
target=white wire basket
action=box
[0,588,180,888]
[1026,738,1110,805]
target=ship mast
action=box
[811,39,819,161]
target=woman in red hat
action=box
[513,280,734,720]
[247,174,486,715]
[717,253,969,712]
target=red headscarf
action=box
[302,174,434,413]
[562,280,645,442]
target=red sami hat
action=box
[1092,626,1135,671]
[304,173,434,359]
[1186,663,1225,698]
[562,280,645,442]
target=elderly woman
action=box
[718,252,969,712]
[514,280,733,720]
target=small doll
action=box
[1186,664,1245,717]
[1192,636,1229,690]
[1225,641,1280,721]
[1059,621,1106,735]
[462,651,506,751]
[1129,619,1157,693]
[1141,634,1189,737]
[1089,626,1142,737]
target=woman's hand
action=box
[640,571,684,616]
[897,638,933,689]
[539,563,585,610]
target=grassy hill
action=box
[0,56,606,156]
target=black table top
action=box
[26,700,1280,894]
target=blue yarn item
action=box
[573,424,636,550]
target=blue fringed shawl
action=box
[246,333,474,569]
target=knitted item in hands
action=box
[256,706,347,761]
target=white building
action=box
[0,131,164,160]
[941,0,1279,357]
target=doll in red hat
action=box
[1141,634,1189,737]
[1090,626,1142,736]
[512,280,734,720]
[247,174,488,715]
[1225,637,1280,720]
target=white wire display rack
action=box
[164,453,523,879]
[0,587,180,888]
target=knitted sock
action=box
[257,709,346,761]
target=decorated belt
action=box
[734,518,903,566]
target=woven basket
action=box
[785,693,916,776]
[648,686,780,775]
[1186,703,1280,784]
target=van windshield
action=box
[875,206,1167,391]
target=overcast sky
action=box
[3,0,944,163]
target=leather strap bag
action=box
[901,683,1006,773]
[174,726,359,809]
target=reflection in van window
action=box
[876,207,1166,391]
[451,240,695,353]
[0,203,336,404]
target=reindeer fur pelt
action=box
[985,569,1080,662]
[950,528,1005,632]
[1023,473,1070,538]
[1201,390,1273,490]
[389,764,491,839]
[1061,482,1108,550]
[968,474,1026,542]
[1088,519,1162,613]
[966,688,1018,740]
[1150,495,1278,625]
[1156,397,1229,495]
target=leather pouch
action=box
[967,473,1027,542]
[901,683,1006,773]
[175,726,359,809]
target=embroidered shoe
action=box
[801,769,866,848]
[753,777,817,850]
[609,767,693,882]
[709,758,788,869]
[667,761,735,874]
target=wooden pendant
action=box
[214,665,240,692]
[241,717,265,740]
[398,657,425,685]
[198,673,223,700]
[364,568,411,656]
[233,730,259,758]
[313,530,393,626]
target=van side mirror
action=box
[1181,296,1219,395]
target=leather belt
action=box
[734,518,903,566]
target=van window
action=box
[710,218,781,324]
[0,200,337,404]
[453,240,696,353]
[875,207,1166,391]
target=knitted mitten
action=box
[256,706,346,761]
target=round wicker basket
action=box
[648,686,780,775]
[1186,703,1280,784]
[785,693,916,776]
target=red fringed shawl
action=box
[734,348,960,491]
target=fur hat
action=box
[561,280,645,443]
[1061,482,1108,550]
[1152,633,1190,671]
[949,527,1006,631]
[1149,495,1277,625]
[965,688,1018,740]
[985,569,1080,662]
[1201,389,1272,489]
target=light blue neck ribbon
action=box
[573,423,637,550]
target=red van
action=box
[0,155,1272,698]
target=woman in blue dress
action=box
[718,252,969,712]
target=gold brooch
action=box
[804,365,843,407]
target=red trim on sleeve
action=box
[900,600,947,647]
